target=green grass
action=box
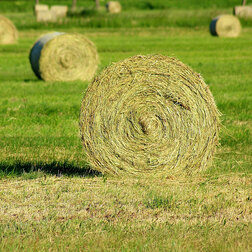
[0,0,248,12]
[0,8,251,251]
[2,0,252,29]
[3,8,252,30]
[0,176,251,251]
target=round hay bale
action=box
[0,15,18,45]
[106,1,122,14]
[29,32,99,81]
[210,15,241,37]
[80,55,220,177]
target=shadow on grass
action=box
[24,79,42,83]
[66,6,105,19]
[0,160,101,178]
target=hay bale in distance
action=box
[0,15,18,44]
[80,55,220,177]
[51,5,68,18]
[35,5,68,22]
[234,5,252,19]
[106,1,122,13]
[29,32,99,81]
[210,15,241,37]
[34,4,49,13]
[35,10,56,22]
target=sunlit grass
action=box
[0,11,251,250]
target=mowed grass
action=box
[0,176,250,251]
[0,23,251,251]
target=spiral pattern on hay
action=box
[80,55,220,177]
[210,15,241,37]
[29,32,99,81]
[0,15,18,44]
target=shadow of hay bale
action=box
[0,160,101,177]
[67,6,106,17]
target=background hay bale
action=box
[51,5,68,18]
[106,1,122,13]
[234,5,252,19]
[35,5,68,22]
[29,32,99,81]
[210,15,241,37]
[34,4,53,23]
[80,55,220,177]
[34,4,49,13]
[35,10,56,23]
[0,15,18,44]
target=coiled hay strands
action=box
[80,55,221,177]
[29,32,99,81]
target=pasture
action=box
[0,2,251,251]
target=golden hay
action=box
[0,15,18,44]
[210,15,241,37]
[80,55,221,177]
[29,32,99,81]
[106,1,122,14]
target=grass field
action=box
[0,4,252,251]
[0,0,245,12]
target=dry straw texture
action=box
[29,32,99,81]
[80,55,220,177]
[106,1,122,13]
[210,15,241,37]
[0,15,18,44]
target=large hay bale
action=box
[234,5,252,19]
[51,5,68,18]
[29,32,99,81]
[106,1,122,13]
[80,55,220,177]
[210,15,241,37]
[0,15,18,44]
